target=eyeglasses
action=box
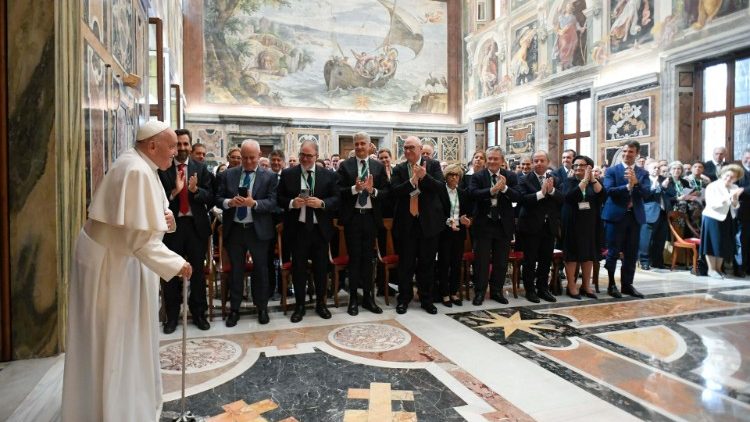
[572,164,588,168]
[298,152,316,159]
[403,145,417,151]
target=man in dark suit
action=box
[602,140,651,298]
[390,136,446,314]
[277,140,340,323]
[704,146,727,181]
[337,132,388,315]
[553,149,576,185]
[267,149,287,299]
[517,150,564,303]
[215,139,279,326]
[158,129,214,334]
[735,149,750,277]
[469,146,520,305]
[638,161,668,270]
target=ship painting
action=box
[324,0,424,90]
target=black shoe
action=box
[640,262,651,271]
[538,290,557,303]
[607,285,622,298]
[472,296,483,306]
[163,319,178,334]
[452,298,463,306]
[225,311,240,328]
[396,303,408,314]
[290,306,305,323]
[581,289,598,299]
[490,293,509,304]
[442,300,453,308]
[193,315,210,330]
[258,309,269,325]
[316,303,332,319]
[565,288,582,300]
[734,269,747,278]
[621,286,645,298]
[525,291,540,303]
[361,296,383,314]
[421,303,438,314]
[347,301,359,316]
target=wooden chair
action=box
[549,249,564,295]
[667,211,701,274]
[328,220,349,308]
[204,225,217,321]
[459,232,474,300]
[592,248,606,293]
[215,224,254,319]
[376,218,399,306]
[508,249,524,298]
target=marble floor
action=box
[2,268,750,421]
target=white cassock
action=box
[62,149,185,422]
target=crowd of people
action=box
[159,131,750,331]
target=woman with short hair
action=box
[437,164,473,306]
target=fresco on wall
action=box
[505,116,536,165]
[674,0,749,30]
[203,0,448,114]
[608,0,654,53]
[111,0,134,73]
[83,0,109,46]
[511,0,533,12]
[510,21,538,86]
[547,0,588,73]
[478,39,500,98]
[84,43,107,207]
[604,97,651,141]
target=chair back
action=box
[463,229,472,253]
[667,211,689,243]
[276,223,286,264]
[377,218,396,260]
[329,219,348,263]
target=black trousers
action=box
[605,212,641,288]
[291,222,329,306]
[473,224,511,297]
[521,224,555,293]
[395,217,437,305]
[344,212,377,295]
[226,224,270,311]
[163,216,208,321]
[438,228,464,297]
[736,217,750,272]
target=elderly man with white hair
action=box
[62,121,192,422]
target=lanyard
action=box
[673,177,683,195]
[359,159,369,179]
[301,169,315,193]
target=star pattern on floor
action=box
[468,311,560,339]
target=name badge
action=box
[578,202,591,210]
[410,189,421,197]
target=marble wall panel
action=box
[597,86,660,163]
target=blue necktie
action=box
[237,170,252,220]
[358,160,369,207]
[490,173,499,220]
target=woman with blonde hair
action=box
[700,164,744,278]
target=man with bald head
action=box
[704,146,727,181]
[216,139,279,326]
[391,136,446,314]
[421,142,435,161]
[63,121,192,421]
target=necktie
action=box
[409,180,419,217]
[236,170,252,220]
[490,173,499,220]
[567,168,574,177]
[178,163,189,215]
[305,170,314,231]
[538,174,544,186]
[358,159,369,206]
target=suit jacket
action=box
[438,184,472,238]
[336,156,389,228]
[704,160,722,181]
[643,176,666,224]
[516,172,564,235]
[601,163,652,224]
[390,157,446,239]
[553,166,572,188]
[277,165,340,241]
[215,166,279,241]
[738,167,750,221]
[468,168,520,238]
[158,159,213,241]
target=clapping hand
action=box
[363,174,374,194]
[173,168,186,197]
[662,178,670,189]
[492,174,506,193]
[412,162,426,182]
[625,167,637,188]
[188,173,198,193]
[584,166,592,182]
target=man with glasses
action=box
[215,139,279,326]
[391,136,446,315]
[278,140,340,322]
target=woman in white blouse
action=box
[700,164,744,278]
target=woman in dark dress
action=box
[561,156,605,299]
[700,164,744,279]
[438,164,473,307]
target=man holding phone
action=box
[216,139,279,326]
[278,139,340,323]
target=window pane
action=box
[563,101,577,134]
[579,136,592,159]
[735,113,750,160]
[736,57,750,108]
[487,121,496,146]
[564,138,577,152]
[703,63,727,113]
[702,116,726,161]
[579,98,591,132]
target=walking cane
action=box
[173,276,196,421]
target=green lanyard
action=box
[693,177,702,192]
[359,159,369,179]
[302,169,315,193]
[581,182,587,200]
[673,177,683,195]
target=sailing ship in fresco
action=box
[324,0,424,90]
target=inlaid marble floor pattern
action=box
[156,271,750,422]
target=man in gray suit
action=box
[638,161,667,270]
[216,139,278,326]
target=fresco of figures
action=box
[548,0,588,73]
[510,21,539,86]
[202,0,449,114]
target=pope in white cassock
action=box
[62,121,193,422]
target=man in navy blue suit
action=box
[602,140,651,298]
[638,161,668,270]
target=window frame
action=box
[558,93,591,157]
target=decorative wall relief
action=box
[111,0,134,73]
[440,136,460,162]
[510,21,539,86]
[674,0,749,30]
[547,0,588,73]
[504,116,536,164]
[134,0,148,123]
[83,0,109,45]
[608,0,654,53]
[604,97,651,141]
[84,42,107,207]
[202,0,448,114]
